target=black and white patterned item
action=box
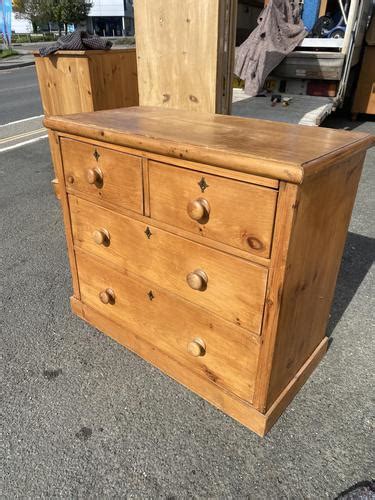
[39,31,112,57]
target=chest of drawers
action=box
[45,107,373,436]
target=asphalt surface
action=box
[1,119,374,497]
[0,65,42,124]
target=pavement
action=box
[0,50,35,70]
[1,65,374,496]
[0,66,43,126]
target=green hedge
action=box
[11,33,57,43]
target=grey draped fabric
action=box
[234,0,307,96]
[39,31,112,57]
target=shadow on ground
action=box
[327,232,375,336]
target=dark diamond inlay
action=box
[198,177,209,192]
[144,226,152,239]
[93,149,100,161]
[147,290,155,301]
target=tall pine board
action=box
[134,0,237,114]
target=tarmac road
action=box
[0,65,42,125]
[1,117,374,497]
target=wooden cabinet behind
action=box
[34,49,139,116]
[352,46,375,118]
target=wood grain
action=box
[44,107,374,183]
[69,196,268,334]
[134,0,234,114]
[253,182,299,411]
[75,250,260,402]
[88,50,139,111]
[60,137,143,214]
[47,131,81,299]
[56,130,280,189]
[352,46,375,116]
[35,49,138,116]
[266,153,365,409]
[65,185,272,267]
[148,160,277,258]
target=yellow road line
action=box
[0,127,46,145]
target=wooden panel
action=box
[34,49,138,116]
[35,55,93,116]
[88,49,139,111]
[352,47,375,115]
[134,0,222,113]
[69,196,268,333]
[265,153,365,409]
[47,131,81,299]
[253,182,299,412]
[44,107,374,183]
[148,160,277,258]
[75,251,260,402]
[60,138,143,214]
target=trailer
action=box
[233,0,373,125]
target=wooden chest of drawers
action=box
[45,107,373,436]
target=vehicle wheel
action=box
[329,28,345,38]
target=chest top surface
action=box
[44,106,373,183]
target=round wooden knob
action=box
[186,269,208,291]
[92,228,110,245]
[187,338,206,357]
[86,167,103,185]
[99,288,115,304]
[187,198,210,222]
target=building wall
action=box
[89,0,124,17]
[12,13,33,34]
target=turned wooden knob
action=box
[187,338,206,357]
[86,167,103,185]
[187,198,210,222]
[92,228,110,245]
[186,269,208,291]
[99,288,115,304]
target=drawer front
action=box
[76,251,260,402]
[61,138,143,214]
[70,196,268,334]
[148,161,277,258]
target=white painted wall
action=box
[89,0,124,17]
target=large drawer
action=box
[75,251,260,403]
[148,161,278,258]
[70,196,268,334]
[60,138,143,214]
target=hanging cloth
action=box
[234,0,307,96]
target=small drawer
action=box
[148,161,278,258]
[76,251,260,403]
[70,196,268,334]
[60,138,143,214]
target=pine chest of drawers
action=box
[45,107,373,436]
